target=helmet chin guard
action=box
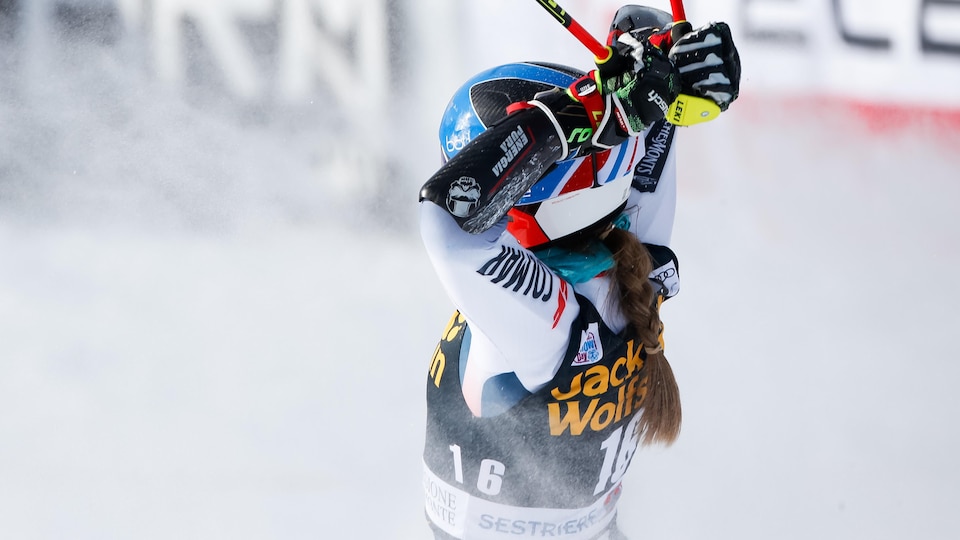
[508,172,632,250]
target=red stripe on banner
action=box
[845,101,960,133]
[737,94,960,135]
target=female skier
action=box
[418,6,741,539]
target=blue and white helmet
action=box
[438,62,639,249]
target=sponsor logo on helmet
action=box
[446,176,481,218]
[491,125,530,177]
[445,131,472,154]
[572,322,604,366]
[647,89,669,114]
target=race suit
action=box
[420,119,681,540]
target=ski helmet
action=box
[607,5,674,43]
[438,62,639,250]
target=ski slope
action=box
[2,12,960,540]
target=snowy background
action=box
[1,1,959,539]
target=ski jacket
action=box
[420,118,680,540]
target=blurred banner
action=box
[3,0,958,112]
[0,0,960,137]
[720,0,960,109]
[0,0,434,216]
[453,0,960,130]
[460,0,960,111]
[1,0,396,104]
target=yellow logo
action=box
[537,0,566,21]
[547,340,649,436]
[429,312,467,387]
[667,94,721,126]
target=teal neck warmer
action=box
[533,214,631,284]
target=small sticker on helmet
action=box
[447,176,482,218]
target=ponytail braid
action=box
[603,227,682,446]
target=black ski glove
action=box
[526,28,681,155]
[669,22,741,111]
[591,29,681,146]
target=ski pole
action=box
[662,0,723,125]
[670,0,687,23]
[531,0,719,126]
[533,0,612,63]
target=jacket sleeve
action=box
[625,119,678,246]
[419,203,579,393]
